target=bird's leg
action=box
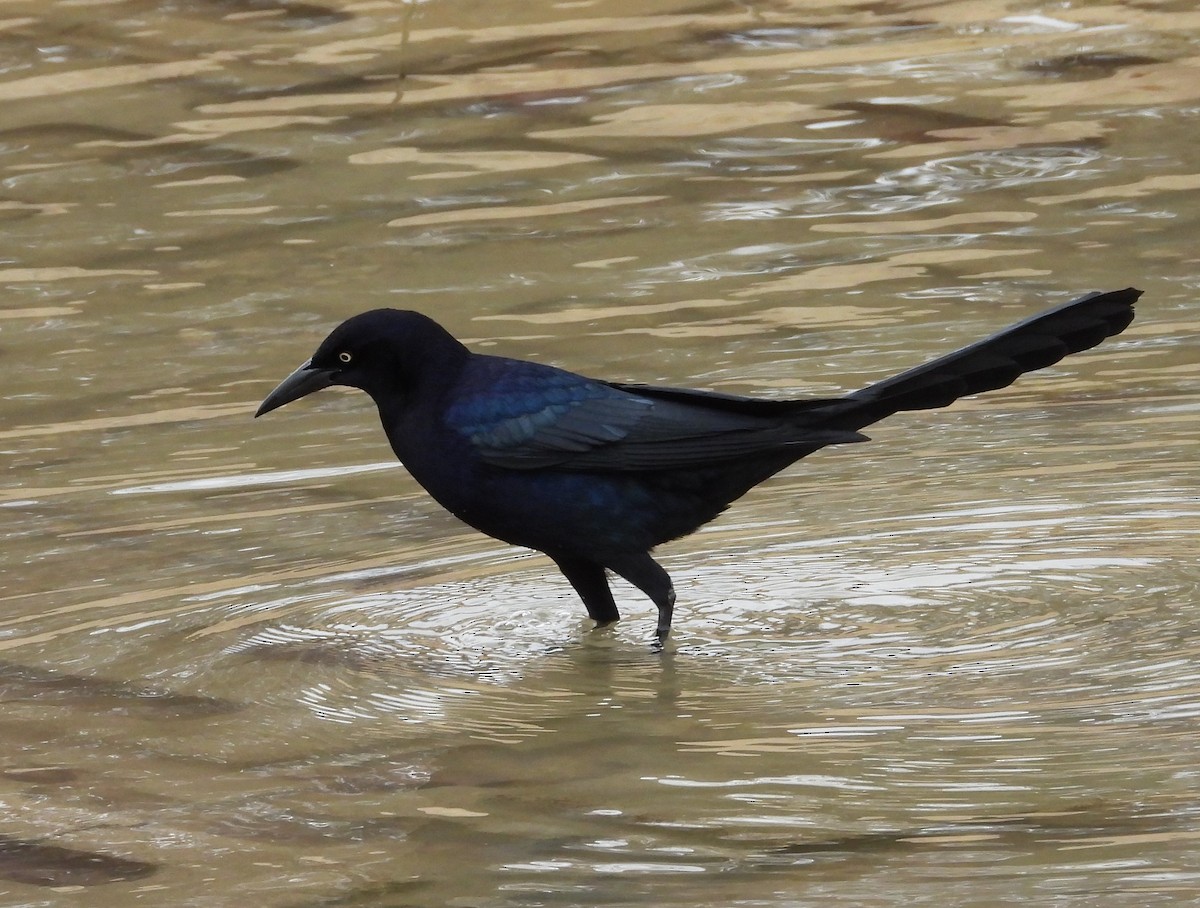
[608,554,676,646]
[549,554,620,627]
[654,588,677,650]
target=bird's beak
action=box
[254,359,337,417]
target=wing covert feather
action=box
[445,357,863,471]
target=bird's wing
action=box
[444,358,863,471]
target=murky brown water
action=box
[2,0,1198,905]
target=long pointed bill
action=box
[255,359,337,417]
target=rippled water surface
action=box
[2,0,1198,905]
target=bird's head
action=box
[254,309,468,418]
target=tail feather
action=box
[838,288,1139,428]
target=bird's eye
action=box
[338,351,352,364]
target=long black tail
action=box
[833,288,1139,430]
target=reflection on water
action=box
[0,836,156,888]
[1,0,1198,905]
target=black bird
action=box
[256,288,1139,644]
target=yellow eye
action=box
[338,351,352,364]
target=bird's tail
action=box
[834,287,1139,430]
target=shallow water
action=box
[1,0,1198,905]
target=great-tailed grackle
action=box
[256,288,1139,644]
